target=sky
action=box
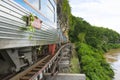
[69,0,120,33]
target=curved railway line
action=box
[6,43,72,80]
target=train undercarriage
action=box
[0,43,72,80]
[0,44,61,80]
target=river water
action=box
[105,48,120,80]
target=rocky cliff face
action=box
[57,0,71,41]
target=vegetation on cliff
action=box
[69,16,120,52]
[76,43,114,80]
[57,0,71,34]
[68,15,120,80]
[58,0,120,80]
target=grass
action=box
[70,47,80,73]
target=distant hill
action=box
[69,16,120,49]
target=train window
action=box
[47,0,55,22]
[25,0,41,10]
[48,0,55,12]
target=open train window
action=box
[24,0,41,10]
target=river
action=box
[105,48,120,80]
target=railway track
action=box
[10,55,52,80]
[8,43,72,80]
[21,55,52,80]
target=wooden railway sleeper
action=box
[20,56,52,80]
[11,44,72,80]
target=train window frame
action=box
[24,0,56,23]
[25,0,40,10]
[48,0,55,12]
[47,0,55,22]
[39,0,41,10]
[24,0,47,18]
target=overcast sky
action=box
[69,0,120,33]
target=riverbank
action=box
[105,48,120,80]
[76,43,114,80]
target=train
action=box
[0,0,67,78]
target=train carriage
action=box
[0,0,67,78]
[0,0,60,49]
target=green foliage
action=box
[102,43,120,52]
[20,14,35,39]
[68,15,119,80]
[59,1,118,80]
[70,48,80,73]
[86,37,102,48]
[77,33,86,43]
[22,15,28,22]
[69,16,91,42]
[62,0,71,19]
[76,43,114,80]
[57,0,72,34]
[20,25,35,32]
[69,15,120,49]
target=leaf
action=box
[19,27,27,31]
[22,16,28,22]
[29,35,33,40]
